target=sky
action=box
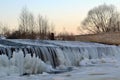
[0,0,120,34]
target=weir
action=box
[0,39,119,75]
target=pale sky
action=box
[0,0,120,34]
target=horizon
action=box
[0,0,120,35]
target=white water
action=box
[0,47,119,74]
[0,40,120,80]
[0,53,119,80]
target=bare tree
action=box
[18,7,55,39]
[42,17,49,38]
[19,7,29,33]
[37,15,51,39]
[18,7,36,38]
[37,15,45,39]
[80,4,120,34]
[37,15,43,35]
[28,13,35,34]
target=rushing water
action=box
[0,39,120,76]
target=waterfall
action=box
[0,39,119,75]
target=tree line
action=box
[10,7,55,39]
[0,7,55,39]
[0,7,75,40]
[1,4,118,40]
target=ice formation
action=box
[0,39,119,76]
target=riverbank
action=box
[75,32,120,45]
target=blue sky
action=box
[0,0,120,34]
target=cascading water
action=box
[0,39,119,76]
